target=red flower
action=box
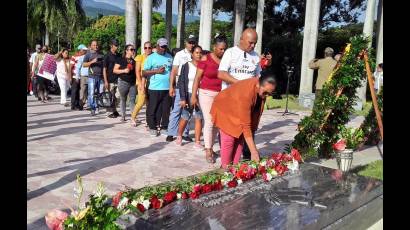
[283,154,293,162]
[227,180,238,188]
[245,167,257,180]
[112,191,123,207]
[271,153,284,163]
[259,166,267,175]
[151,197,162,209]
[202,184,213,193]
[275,164,288,175]
[163,191,177,204]
[229,166,237,175]
[137,203,145,213]
[213,181,223,191]
[190,191,200,199]
[193,184,202,194]
[149,195,158,203]
[291,148,303,162]
[127,63,133,70]
[333,139,346,151]
[181,192,189,199]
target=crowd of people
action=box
[27,28,279,168]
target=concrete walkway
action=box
[27,95,382,229]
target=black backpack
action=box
[95,91,114,108]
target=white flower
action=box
[137,195,145,203]
[131,200,139,207]
[117,197,129,210]
[288,159,299,172]
[237,179,243,185]
[142,200,150,210]
[266,173,273,181]
[260,160,267,167]
[270,170,278,177]
[177,193,182,199]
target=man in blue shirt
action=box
[143,38,173,137]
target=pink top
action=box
[198,54,222,92]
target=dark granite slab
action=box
[120,164,383,230]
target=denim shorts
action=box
[181,106,203,120]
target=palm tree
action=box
[27,0,85,48]
[165,0,172,46]
[176,0,198,48]
[125,0,138,45]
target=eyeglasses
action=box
[160,45,167,49]
[144,47,152,50]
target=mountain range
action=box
[82,0,201,25]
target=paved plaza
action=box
[27,95,380,229]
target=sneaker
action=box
[175,136,182,146]
[166,135,174,142]
[108,113,118,118]
[30,91,34,95]
[182,136,193,142]
[96,108,100,114]
[193,142,204,150]
[91,110,96,116]
[150,129,158,137]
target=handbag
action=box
[96,91,114,108]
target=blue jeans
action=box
[87,77,103,111]
[167,89,189,137]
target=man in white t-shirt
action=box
[218,28,263,160]
[166,35,197,142]
[218,28,262,90]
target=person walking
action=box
[191,34,227,163]
[75,46,89,110]
[175,45,204,149]
[54,48,72,106]
[166,35,198,142]
[143,38,173,137]
[70,45,88,110]
[113,44,137,122]
[103,39,121,118]
[29,44,41,98]
[130,41,153,126]
[83,40,104,116]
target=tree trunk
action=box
[376,0,383,65]
[255,0,265,54]
[233,0,246,46]
[198,0,214,50]
[45,28,50,46]
[125,0,137,45]
[176,0,185,48]
[165,0,172,47]
[140,0,152,51]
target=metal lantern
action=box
[335,149,354,172]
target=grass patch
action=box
[352,160,383,180]
[353,101,372,116]
[265,95,310,111]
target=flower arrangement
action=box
[48,149,302,229]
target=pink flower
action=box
[333,139,347,151]
[112,191,123,208]
[45,209,68,230]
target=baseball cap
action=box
[110,39,119,46]
[35,44,41,51]
[187,35,197,43]
[77,44,88,50]
[157,38,168,46]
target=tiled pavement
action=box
[27,95,380,229]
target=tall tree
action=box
[126,0,138,45]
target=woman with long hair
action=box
[175,45,203,149]
[191,34,227,163]
[113,44,137,122]
[54,48,71,106]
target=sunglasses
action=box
[128,48,135,51]
[159,45,168,49]
[188,41,196,45]
[144,47,152,50]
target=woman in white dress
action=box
[54,49,72,106]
